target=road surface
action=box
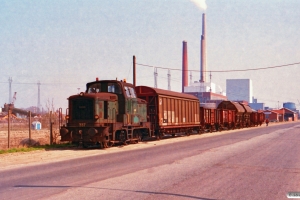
[1,122,299,199]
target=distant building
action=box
[184,81,225,95]
[226,79,253,103]
[263,110,279,122]
[249,97,265,110]
[273,108,298,121]
[184,81,227,104]
[185,91,227,104]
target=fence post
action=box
[29,111,31,145]
[8,109,11,149]
[50,111,53,145]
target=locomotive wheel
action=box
[107,141,113,147]
[137,134,143,143]
[102,141,111,148]
[82,142,89,149]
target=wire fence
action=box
[0,114,62,150]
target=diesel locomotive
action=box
[59,78,151,147]
[59,78,264,148]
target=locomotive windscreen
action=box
[71,99,94,120]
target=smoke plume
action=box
[190,0,207,10]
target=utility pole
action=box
[209,71,212,92]
[8,77,12,103]
[167,69,171,91]
[133,55,136,87]
[154,67,158,88]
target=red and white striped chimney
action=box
[200,13,206,83]
[182,40,188,93]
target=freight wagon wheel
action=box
[198,128,204,134]
[185,131,190,136]
[137,134,143,143]
[154,130,162,140]
[119,131,128,145]
[107,141,113,147]
[156,133,162,140]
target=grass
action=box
[0,143,74,154]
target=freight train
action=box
[59,78,265,148]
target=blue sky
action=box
[0,0,299,111]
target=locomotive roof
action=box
[86,79,133,87]
[135,86,199,101]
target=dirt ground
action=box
[0,129,60,150]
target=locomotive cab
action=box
[60,79,150,148]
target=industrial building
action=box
[249,97,264,111]
[226,79,253,103]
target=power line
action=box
[0,82,83,85]
[136,62,300,73]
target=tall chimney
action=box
[182,41,188,93]
[200,13,206,83]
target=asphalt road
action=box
[1,122,300,200]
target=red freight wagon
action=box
[239,103,253,127]
[250,110,265,126]
[250,111,258,126]
[200,107,219,132]
[219,109,236,130]
[217,101,245,129]
[135,86,202,138]
[258,111,265,126]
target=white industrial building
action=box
[226,79,253,103]
[184,81,226,95]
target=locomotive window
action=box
[124,86,136,98]
[125,87,131,98]
[108,83,122,94]
[129,87,136,98]
[88,83,101,93]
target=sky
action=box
[0,0,299,111]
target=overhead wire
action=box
[136,62,300,73]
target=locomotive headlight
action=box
[80,92,84,96]
[65,115,69,120]
[94,115,99,120]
